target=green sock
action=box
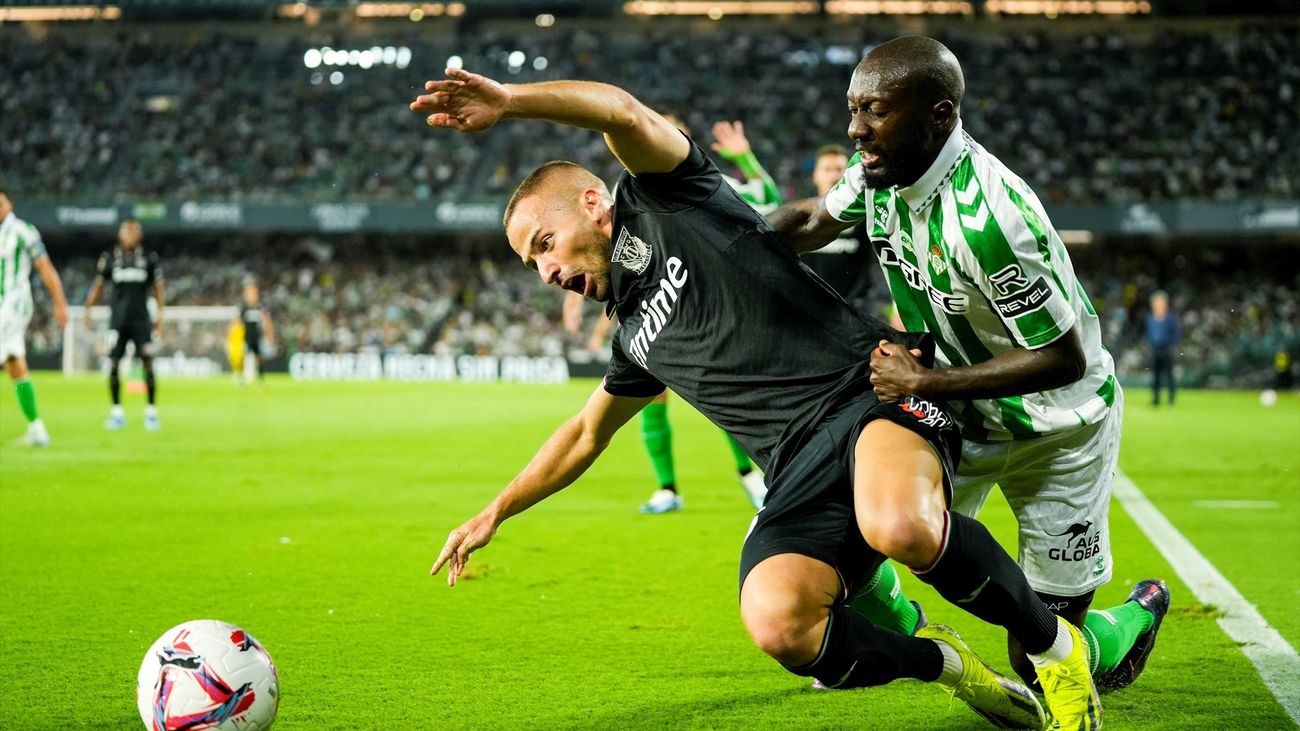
[723,433,752,474]
[640,403,676,489]
[848,562,919,635]
[1082,602,1155,675]
[15,378,38,422]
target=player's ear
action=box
[580,188,606,224]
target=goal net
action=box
[63,305,239,377]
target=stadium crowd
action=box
[2,22,1296,205]
[23,243,1298,389]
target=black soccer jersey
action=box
[802,221,874,312]
[96,247,161,329]
[240,303,265,342]
[602,140,928,479]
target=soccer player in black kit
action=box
[84,218,164,431]
[415,70,1095,728]
[801,144,878,318]
[235,281,275,385]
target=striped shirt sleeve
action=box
[948,158,1075,349]
[823,152,869,223]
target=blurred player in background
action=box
[231,280,274,386]
[84,218,164,431]
[417,67,1109,730]
[801,145,877,318]
[565,117,773,514]
[0,189,69,447]
[772,36,1167,703]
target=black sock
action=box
[109,367,121,405]
[144,366,156,405]
[782,604,943,688]
[661,483,677,494]
[913,511,1058,654]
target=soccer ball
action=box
[136,620,279,731]
[1260,389,1279,407]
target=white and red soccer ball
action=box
[136,620,279,731]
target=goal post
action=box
[63,305,239,377]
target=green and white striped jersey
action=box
[0,213,47,316]
[725,173,782,216]
[824,121,1117,441]
[719,149,783,215]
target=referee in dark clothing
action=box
[1145,290,1179,406]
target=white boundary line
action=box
[1113,471,1300,727]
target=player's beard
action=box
[861,124,931,190]
[578,228,613,302]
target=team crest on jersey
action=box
[928,244,949,276]
[612,227,652,275]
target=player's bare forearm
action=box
[907,329,1087,401]
[487,415,603,525]
[768,197,848,254]
[34,256,69,327]
[432,387,651,585]
[506,81,687,173]
[153,281,165,325]
[84,279,103,308]
[412,70,687,174]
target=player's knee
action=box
[740,591,823,666]
[739,560,831,666]
[858,510,944,567]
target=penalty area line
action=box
[1113,471,1300,727]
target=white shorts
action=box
[0,299,32,362]
[951,391,1124,597]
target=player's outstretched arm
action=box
[33,255,69,329]
[711,120,781,208]
[767,197,852,254]
[410,68,689,174]
[431,385,656,586]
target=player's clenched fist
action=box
[409,67,513,133]
[431,510,499,586]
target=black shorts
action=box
[738,394,961,598]
[244,332,262,357]
[109,320,153,359]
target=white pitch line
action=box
[1113,471,1300,727]
[1194,500,1280,509]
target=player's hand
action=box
[53,304,68,329]
[562,293,584,336]
[710,120,751,160]
[153,319,164,336]
[431,511,499,587]
[410,68,512,133]
[870,340,927,403]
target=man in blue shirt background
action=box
[1146,291,1180,406]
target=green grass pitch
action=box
[1,376,1297,729]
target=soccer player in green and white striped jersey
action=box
[0,189,70,447]
[772,36,1167,726]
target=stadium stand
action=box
[2,22,1297,204]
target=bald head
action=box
[846,36,965,190]
[503,161,609,230]
[856,36,964,112]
